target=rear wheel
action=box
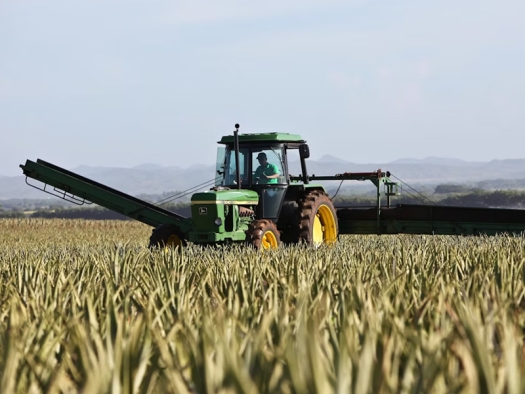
[149,224,187,249]
[246,219,280,250]
[298,190,338,246]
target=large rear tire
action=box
[246,219,281,250]
[298,190,338,246]
[149,224,187,249]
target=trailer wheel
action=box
[149,224,187,249]
[246,219,281,250]
[298,190,338,246]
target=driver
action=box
[254,152,280,184]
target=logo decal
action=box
[199,207,208,215]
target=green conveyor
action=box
[20,159,192,232]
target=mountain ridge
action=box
[3,157,525,200]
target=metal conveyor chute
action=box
[20,159,191,231]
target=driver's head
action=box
[256,152,267,164]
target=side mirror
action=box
[299,144,310,159]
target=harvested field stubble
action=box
[0,218,524,393]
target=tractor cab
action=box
[216,131,309,222]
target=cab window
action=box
[221,148,249,186]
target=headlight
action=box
[214,217,222,226]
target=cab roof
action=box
[219,132,305,144]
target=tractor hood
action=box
[191,189,259,205]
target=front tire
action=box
[149,224,187,249]
[298,190,338,246]
[246,219,281,250]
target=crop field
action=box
[1,219,525,393]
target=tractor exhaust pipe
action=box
[234,123,241,190]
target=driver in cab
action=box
[254,152,280,184]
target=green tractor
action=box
[150,124,338,249]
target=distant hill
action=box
[131,163,164,171]
[318,154,349,164]
[390,157,475,166]
[2,157,525,200]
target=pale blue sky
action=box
[1,0,524,176]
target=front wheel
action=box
[149,224,187,249]
[246,219,281,250]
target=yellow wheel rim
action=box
[261,230,278,249]
[166,234,183,248]
[313,215,323,244]
[312,204,338,245]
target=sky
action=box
[1,0,524,176]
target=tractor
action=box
[150,124,340,249]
